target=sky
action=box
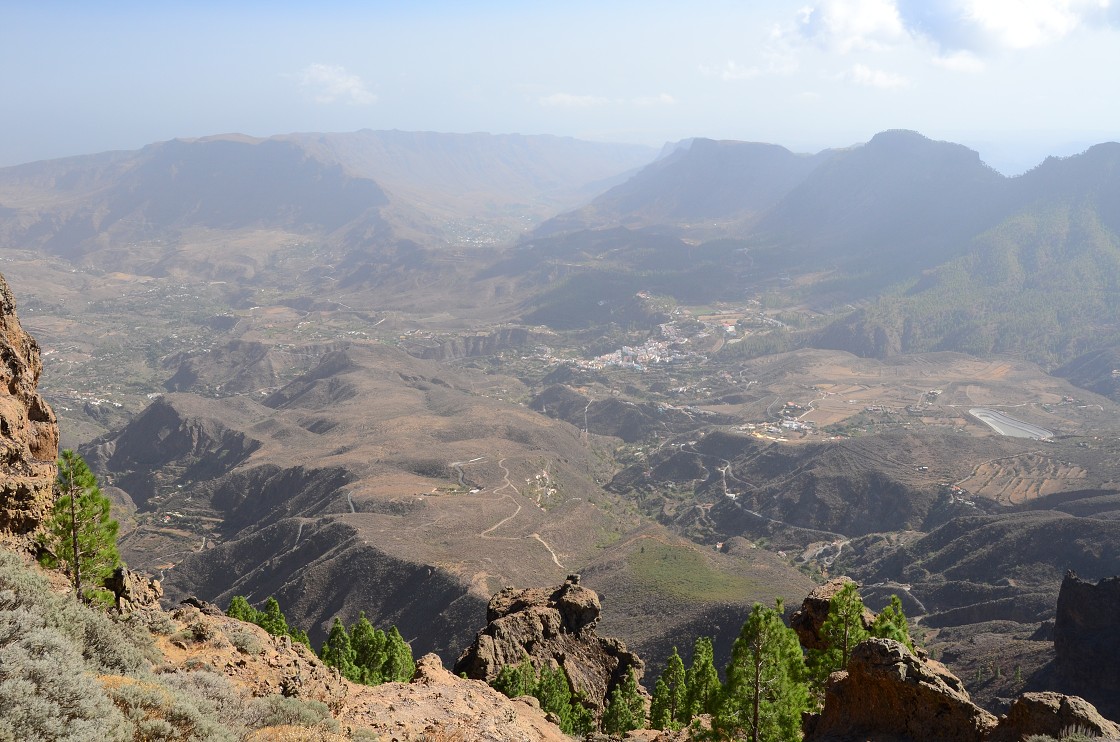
[3,0,1119,174]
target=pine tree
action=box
[489,656,593,736]
[536,664,594,736]
[225,595,259,623]
[382,626,415,682]
[38,450,120,604]
[717,600,810,742]
[808,582,870,693]
[869,594,914,651]
[649,646,688,730]
[602,667,645,736]
[493,654,537,698]
[685,636,721,718]
[225,594,309,646]
[650,678,673,731]
[258,597,290,637]
[321,617,358,680]
[350,612,387,684]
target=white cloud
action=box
[932,49,986,72]
[799,0,910,52]
[897,0,1117,53]
[960,0,1105,48]
[538,93,610,107]
[849,63,910,87]
[700,27,800,82]
[296,64,376,105]
[631,93,677,106]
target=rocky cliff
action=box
[1053,570,1120,719]
[806,637,1120,742]
[0,272,58,543]
[454,576,645,719]
[989,692,1120,742]
[807,637,998,742]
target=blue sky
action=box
[3,1,1119,173]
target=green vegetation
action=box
[649,646,688,730]
[227,596,415,686]
[0,549,342,741]
[226,595,311,647]
[685,635,722,719]
[316,612,415,686]
[490,655,594,736]
[807,582,870,693]
[602,667,646,736]
[37,450,120,605]
[628,541,756,602]
[870,594,914,652]
[716,600,810,742]
[847,205,1120,365]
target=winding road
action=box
[477,457,566,569]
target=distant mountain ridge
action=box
[519,130,1120,366]
[0,130,657,258]
[538,137,833,236]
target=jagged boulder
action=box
[103,566,163,614]
[0,272,59,543]
[989,692,1120,741]
[1053,570,1120,719]
[791,576,875,651]
[806,638,997,742]
[454,576,645,719]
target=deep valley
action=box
[3,127,1120,723]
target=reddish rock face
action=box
[989,692,1120,742]
[806,638,998,742]
[0,272,59,542]
[454,576,644,720]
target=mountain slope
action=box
[539,138,831,236]
[284,129,656,217]
[816,199,1120,364]
[755,130,1007,276]
[0,137,389,258]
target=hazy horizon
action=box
[5,1,1119,175]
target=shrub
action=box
[0,550,149,674]
[225,625,265,655]
[247,694,340,732]
[102,675,237,742]
[0,614,131,742]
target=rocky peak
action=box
[1053,569,1120,719]
[454,576,644,719]
[0,271,59,543]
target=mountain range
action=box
[2,126,1120,720]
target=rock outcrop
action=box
[806,638,998,742]
[0,272,58,543]
[103,566,163,614]
[454,576,645,719]
[791,576,876,651]
[345,653,572,741]
[989,692,1120,742]
[1053,570,1120,719]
